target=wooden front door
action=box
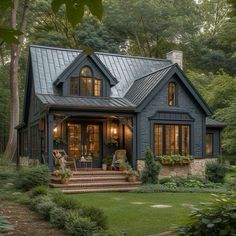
[67,122,102,168]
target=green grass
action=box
[70,192,214,236]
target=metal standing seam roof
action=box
[36,94,136,111]
[30,45,172,98]
[124,65,174,105]
[206,117,225,128]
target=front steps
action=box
[50,169,141,193]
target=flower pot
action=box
[60,177,70,184]
[102,163,107,171]
[128,175,137,182]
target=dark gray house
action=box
[17,45,224,172]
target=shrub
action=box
[82,206,107,230]
[0,215,14,233]
[16,165,49,191]
[30,185,49,198]
[32,195,56,219]
[49,207,68,228]
[65,211,98,236]
[141,146,161,184]
[0,169,17,180]
[51,193,81,210]
[177,194,236,235]
[206,161,227,183]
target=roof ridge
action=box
[30,44,172,62]
[134,63,175,82]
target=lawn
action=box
[70,192,214,236]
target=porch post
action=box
[132,115,137,169]
[47,112,54,171]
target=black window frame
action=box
[168,82,176,106]
[153,124,190,156]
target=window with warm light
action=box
[154,124,190,156]
[206,133,213,156]
[70,66,102,96]
[168,82,176,106]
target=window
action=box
[206,133,213,156]
[168,82,176,106]
[154,124,190,156]
[70,66,102,96]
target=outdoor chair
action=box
[52,149,77,171]
[112,149,127,170]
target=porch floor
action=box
[50,169,141,193]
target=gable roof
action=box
[125,63,212,115]
[53,52,118,87]
[30,45,172,97]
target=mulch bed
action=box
[0,201,65,236]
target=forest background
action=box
[0,0,236,158]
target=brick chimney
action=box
[166,50,183,69]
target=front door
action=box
[67,122,102,168]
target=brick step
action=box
[51,176,127,184]
[50,181,141,189]
[61,186,139,194]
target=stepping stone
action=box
[151,204,172,208]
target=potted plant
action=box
[58,169,73,184]
[104,155,113,170]
[102,159,107,171]
[119,160,130,171]
[127,168,139,182]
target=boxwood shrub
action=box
[16,165,49,191]
[206,161,227,183]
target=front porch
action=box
[44,111,137,171]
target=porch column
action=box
[47,112,54,171]
[132,115,137,169]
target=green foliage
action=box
[133,184,229,194]
[49,206,68,228]
[29,185,49,198]
[159,154,193,165]
[32,195,56,219]
[65,211,98,236]
[16,165,49,191]
[141,147,161,184]
[177,194,236,235]
[51,0,103,27]
[206,161,227,183]
[82,206,108,230]
[0,215,13,233]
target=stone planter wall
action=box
[137,158,217,178]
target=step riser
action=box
[51,179,128,184]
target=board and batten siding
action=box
[137,75,206,159]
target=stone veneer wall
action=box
[137,158,217,178]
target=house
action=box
[17,45,224,177]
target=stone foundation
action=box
[137,158,217,178]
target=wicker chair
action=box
[112,149,127,170]
[53,149,77,171]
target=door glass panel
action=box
[86,125,100,159]
[68,124,81,158]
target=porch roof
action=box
[37,94,136,111]
[206,117,225,128]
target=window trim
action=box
[168,81,176,106]
[70,66,102,97]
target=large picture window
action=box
[206,133,213,156]
[154,124,190,156]
[70,66,102,96]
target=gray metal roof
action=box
[206,117,225,128]
[30,45,172,97]
[124,65,173,105]
[37,94,136,111]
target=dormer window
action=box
[70,66,102,96]
[168,82,176,106]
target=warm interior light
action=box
[113,128,117,135]
[53,127,57,132]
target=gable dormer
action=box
[53,52,118,97]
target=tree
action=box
[3,0,30,161]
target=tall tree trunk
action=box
[3,0,29,161]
